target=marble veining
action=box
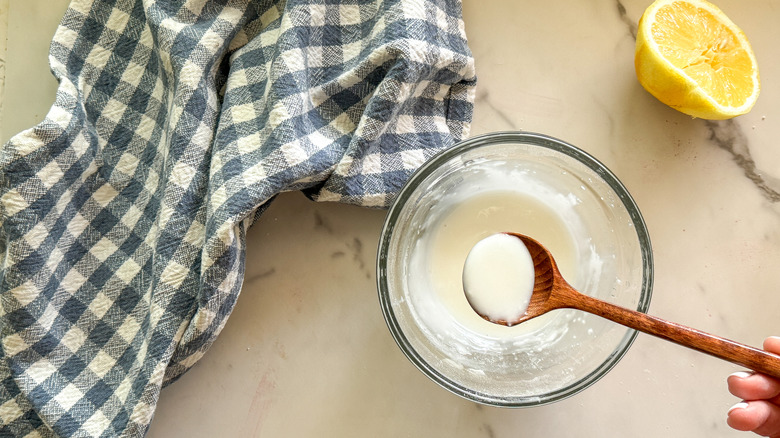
[474,89,519,130]
[705,119,780,202]
[244,268,277,285]
[480,423,496,438]
[616,0,638,39]
[345,236,372,279]
[313,210,335,233]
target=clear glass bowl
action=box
[377,131,653,407]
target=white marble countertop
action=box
[2,1,780,436]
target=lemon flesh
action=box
[635,0,759,120]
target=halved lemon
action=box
[635,0,760,120]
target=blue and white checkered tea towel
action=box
[0,0,475,435]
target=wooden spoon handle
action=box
[567,288,780,378]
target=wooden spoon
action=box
[465,232,780,378]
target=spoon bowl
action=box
[468,232,780,378]
[466,232,565,326]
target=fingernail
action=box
[729,371,753,379]
[729,402,749,414]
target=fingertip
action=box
[764,336,780,354]
[727,369,780,400]
[728,372,754,397]
[727,401,761,432]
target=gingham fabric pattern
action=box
[0,0,475,435]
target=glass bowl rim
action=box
[376,131,654,407]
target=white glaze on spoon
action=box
[462,233,535,326]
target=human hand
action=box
[727,337,780,437]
